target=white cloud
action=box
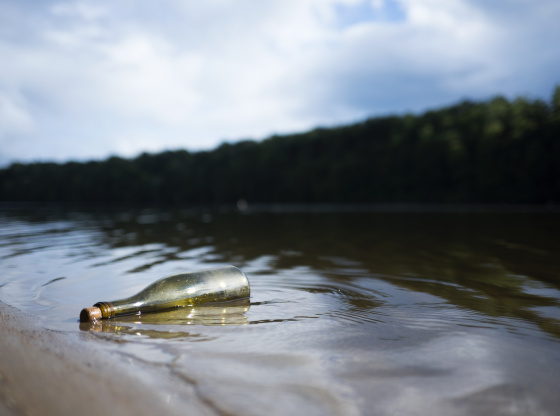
[0,0,558,165]
[0,89,35,137]
[50,2,108,20]
[95,34,202,123]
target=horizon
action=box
[2,87,558,168]
[1,0,559,167]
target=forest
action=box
[1,86,559,205]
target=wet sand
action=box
[0,301,215,416]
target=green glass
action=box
[81,266,250,321]
[79,299,250,334]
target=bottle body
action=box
[80,299,250,332]
[84,266,250,320]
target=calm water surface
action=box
[1,206,560,415]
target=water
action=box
[1,205,560,415]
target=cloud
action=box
[0,0,559,165]
[50,1,107,20]
[305,0,504,117]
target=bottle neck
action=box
[94,301,116,318]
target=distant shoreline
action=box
[2,87,559,206]
[1,201,560,214]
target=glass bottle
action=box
[79,299,250,333]
[80,265,250,322]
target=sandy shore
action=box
[0,301,217,416]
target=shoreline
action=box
[0,301,213,416]
[2,201,560,214]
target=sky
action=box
[0,0,559,166]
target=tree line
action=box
[1,86,559,204]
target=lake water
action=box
[1,205,560,415]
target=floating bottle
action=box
[79,265,250,322]
[79,299,250,333]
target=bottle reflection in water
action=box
[80,266,250,322]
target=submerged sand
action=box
[0,301,217,416]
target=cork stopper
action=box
[80,306,103,322]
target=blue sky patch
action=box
[334,0,407,29]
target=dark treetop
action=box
[1,86,559,204]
